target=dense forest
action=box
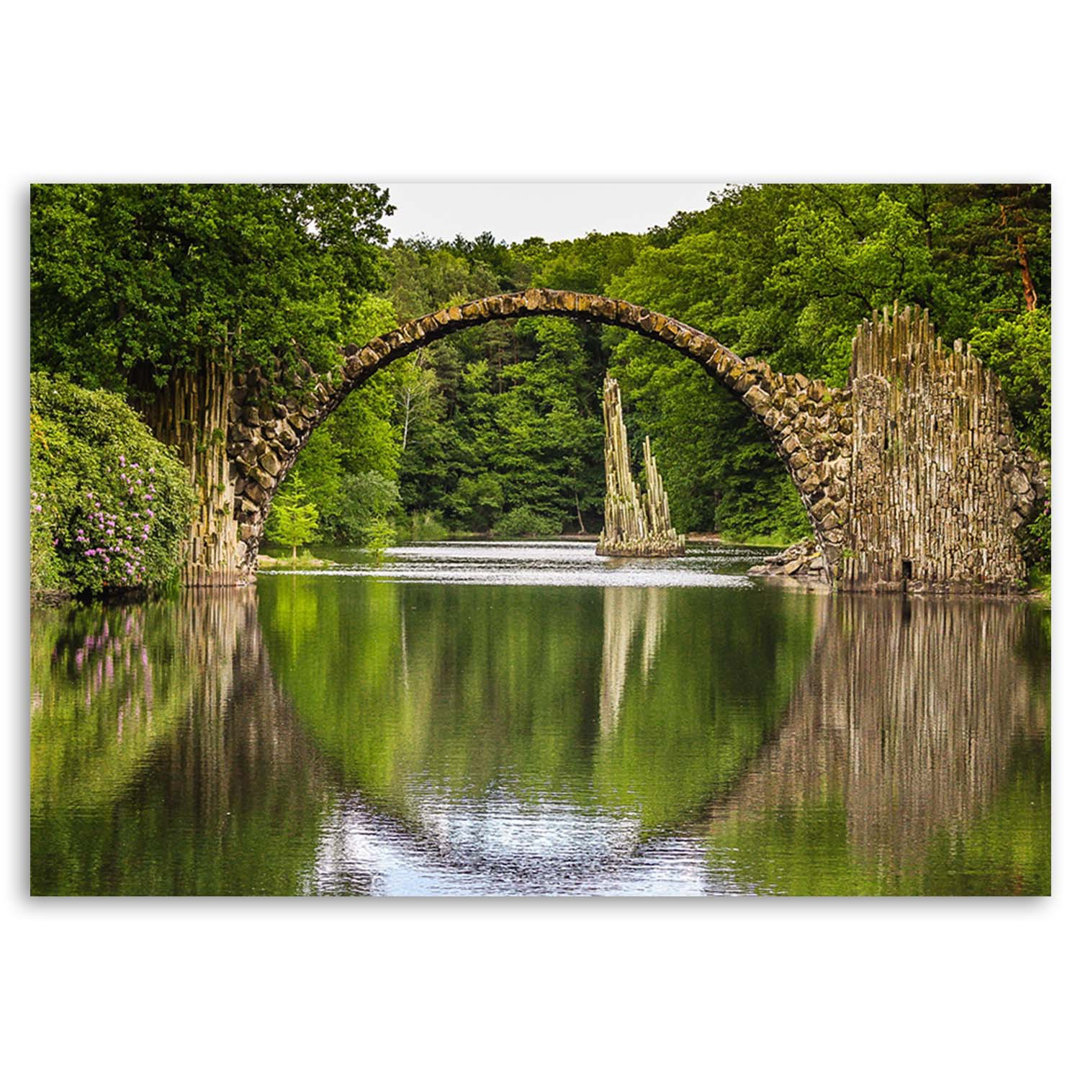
[31,183,1051,581]
[275,183,1050,557]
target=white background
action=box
[2,3,1076,1077]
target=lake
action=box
[30,541,1050,896]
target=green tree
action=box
[266,480,320,561]
[364,517,398,563]
[968,308,1051,459]
[31,183,392,393]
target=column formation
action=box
[596,377,685,557]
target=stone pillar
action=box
[596,376,685,557]
[142,361,246,587]
[841,304,1043,592]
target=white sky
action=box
[376,182,726,244]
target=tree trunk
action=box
[1001,203,1038,312]
[1016,231,1038,311]
[140,354,246,586]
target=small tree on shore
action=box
[364,517,397,564]
[266,480,319,562]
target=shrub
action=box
[364,518,398,563]
[445,472,505,533]
[492,506,560,538]
[30,373,192,596]
[399,511,448,543]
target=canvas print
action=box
[29,182,1050,896]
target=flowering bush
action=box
[30,373,192,596]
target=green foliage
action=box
[265,480,319,558]
[264,296,401,547]
[364,517,398,563]
[30,373,192,596]
[30,183,392,395]
[968,308,1051,459]
[400,511,449,543]
[967,309,1051,578]
[330,471,401,546]
[445,472,505,533]
[493,506,560,538]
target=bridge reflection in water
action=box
[30,574,1049,895]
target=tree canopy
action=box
[30,183,393,398]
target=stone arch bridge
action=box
[198,289,1043,592]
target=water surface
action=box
[31,541,1050,895]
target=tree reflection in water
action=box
[30,568,1049,895]
[31,591,332,895]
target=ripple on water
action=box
[263,540,764,589]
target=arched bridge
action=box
[213,289,1043,593]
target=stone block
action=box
[259,450,281,476]
[731,372,755,395]
[743,385,771,413]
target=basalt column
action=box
[596,376,685,557]
[842,305,1044,592]
[596,375,678,557]
[142,362,245,587]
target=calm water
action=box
[30,541,1050,896]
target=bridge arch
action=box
[227,288,853,581]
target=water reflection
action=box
[31,593,332,895]
[709,597,1050,894]
[30,546,1050,895]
